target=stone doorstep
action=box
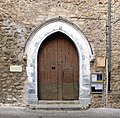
[29,101,90,111]
[0,101,90,111]
[38,100,80,104]
[30,105,84,111]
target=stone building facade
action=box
[0,0,120,108]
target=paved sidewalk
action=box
[0,105,120,118]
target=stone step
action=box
[38,100,80,104]
[29,101,90,111]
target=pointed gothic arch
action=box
[25,17,94,105]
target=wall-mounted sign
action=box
[97,56,106,67]
[91,72,103,93]
[10,65,22,72]
[91,73,103,82]
[91,83,103,93]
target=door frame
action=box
[25,17,94,106]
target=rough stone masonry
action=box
[0,0,120,108]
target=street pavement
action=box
[0,106,120,118]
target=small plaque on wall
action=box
[10,65,22,72]
[97,56,106,67]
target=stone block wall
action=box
[0,0,120,108]
[108,0,120,108]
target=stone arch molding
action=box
[25,17,94,106]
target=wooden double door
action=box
[38,32,79,100]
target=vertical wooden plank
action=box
[62,66,74,100]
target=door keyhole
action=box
[51,67,55,70]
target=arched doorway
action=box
[38,32,79,100]
[25,17,94,106]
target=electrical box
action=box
[91,72,103,93]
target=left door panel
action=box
[38,36,58,100]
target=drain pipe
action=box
[107,0,111,92]
[106,0,111,108]
[106,59,109,107]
